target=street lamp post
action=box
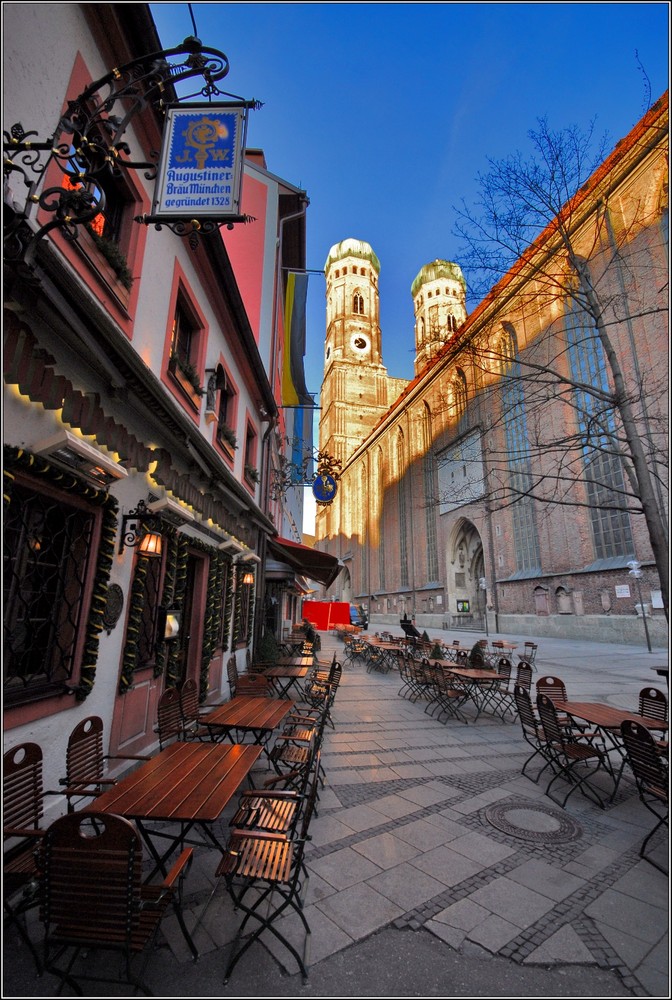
[627,561,652,653]
[479,577,489,637]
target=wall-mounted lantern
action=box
[161,608,182,641]
[118,500,163,558]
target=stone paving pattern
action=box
[4,628,668,997]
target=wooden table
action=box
[446,667,500,720]
[89,741,262,880]
[263,665,311,699]
[200,696,295,753]
[556,700,668,799]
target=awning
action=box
[267,536,341,589]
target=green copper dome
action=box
[411,259,466,297]
[325,238,381,273]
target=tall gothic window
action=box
[360,465,368,594]
[499,325,541,572]
[423,405,439,581]
[564,303,634,559]
[377,449,386,591]
[397,433,409,587]
[353,292,364,315]
[453,368,467,420]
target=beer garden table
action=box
[555,700,668,800]
[263,664,311,699]
[446,666,501,720]
[200,696,295,755]
[88,741,262,881]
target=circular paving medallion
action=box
[483,800,583,843]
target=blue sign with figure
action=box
[153,103,247,218]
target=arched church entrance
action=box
[447,519,485,630]
[338,567,352,604]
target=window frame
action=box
[3,469,104,721]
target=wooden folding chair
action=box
[4,742,59,973]
[513,685,554,783]
[620,720,668,873]
[218,752,321,984]
[60,716,149,812]
[39,811,196,994]
[537,695,611,809]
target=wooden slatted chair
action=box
[536,695,611,809]
[425,662,469,724]
[235,673,271,696]
[518,642,539,670]
[4,742,59,973]
[513,685,554,783]
[515,661,533,694]
[535,675,576,731]
[227,655,240,697]
[620,720,668,873]
[639,687,668,727]
[483,657,517,721]
[38,811,196,994]
[155,687,185,750]
[60,716,149,812]
[178,678,222,741]
[217,751,321,984]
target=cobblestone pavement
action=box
[4,628,668,997]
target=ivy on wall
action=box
[165,536,189,689]
[199,550,230,701]
[233,565,256,648]
[3,445,118,701]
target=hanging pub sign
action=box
[312,473,338,506]
[311,450,342,507]
[152,102,248,219]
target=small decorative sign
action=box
[615,585,631,599]
[456,599,470,613]
[153,103,248,219]
[102,584,124,634]
[312,473,338,506]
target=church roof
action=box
[411,259,466,297]
[325,238,381,272]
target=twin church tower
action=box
[319,238,467,467]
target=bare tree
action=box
[445,106,668,616]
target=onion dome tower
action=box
[411,260,467,375]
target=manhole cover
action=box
[483,800,583,843]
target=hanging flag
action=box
[281,270,309,406]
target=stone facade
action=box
[316,96,669,646]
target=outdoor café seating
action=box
[60,715,150,812]
[217,751,321,985]
[38,811,196,994]
[4,741,59,974]
[536,694,612,810]
[620,719,669,873]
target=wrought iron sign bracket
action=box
[270,448,342,504]
[3,35,259,264]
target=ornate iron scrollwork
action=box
[270,446,342,501]
[3,36,256,262]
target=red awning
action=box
[267,536,341,589]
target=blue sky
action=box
[150,2,669,527]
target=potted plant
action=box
[85,225,134,289]
[244,465,260,484]
[219,424,238,450]
[169,354,205,397]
